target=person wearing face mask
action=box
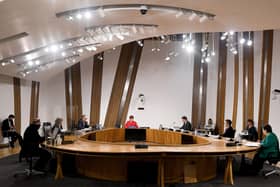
[23,118,51,171]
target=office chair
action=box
[15,143,46,177]
[263,152,280,178]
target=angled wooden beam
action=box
[90,53,103,126]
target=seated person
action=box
[205,118,215,130]
[180,116,193,131]
[246,119,258,142]
[77,114,89,130]
[125,115,139,129]
[23,118,51,171]
[1,114,21,148]
[222,119,235,138]
[251,124,279,173]
[51,118,63,139]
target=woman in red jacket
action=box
[125,115,139,129]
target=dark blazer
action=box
[223,126,235,138]
[77,119,89,130]
[1,118,14,137]
[180,121,193,131]
[247,126,258,142]
[23,125,45,153]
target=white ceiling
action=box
[0,0,279,81]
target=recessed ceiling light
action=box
[28,61,34,66]
[35,60,40,65]
[84,11,92,19]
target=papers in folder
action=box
[244,142,260,147]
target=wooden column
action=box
[216,33,227,134]
[191,33,205,129]
[13,77,21,133]
[232,36,240,129]
[90,53,103,126]
[258,30,273,138]
[64,62,83,129]
[242,32,254,129]
[104,41,143,128]
[30,81,40,123]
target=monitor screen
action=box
[125,129,146,142]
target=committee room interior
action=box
[1,0,280,187]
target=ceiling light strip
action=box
[56,4,215,19]
[0,32,29,44]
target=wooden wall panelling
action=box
[64,68,72,129]
[13,77,21,133]
[90,53,103,126]
[216,33,227,134]
[29,81,40,123]
[191,33,203,129]
[64,62,83,129]
[71,62,83,127]
[232,35,240,129]
[242,32,254,129]
[104,42,143,128]
[119,42,143,126]
[258,30,273,138]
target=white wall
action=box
[270,30,280,137]
[0,74,14,124]
[38,72,66,129]
[127,41,194,128]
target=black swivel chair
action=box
[14,144,46,177]
[263,152,280,178]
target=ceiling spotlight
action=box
[247,39,253,46]
[44,47,49,52]
[1,62,6,66]
[35,60,40,65]
[165,56,171,61]
[77,48,84,53]
[199,15,208,23]
[26,54,32,60]
[229,31,235,35]
[205,57,211,63]
[28,61,34,66]
[98,8,105,18]
[137,40,143,47]
[67,16,73,21]
[186,44,194,53]
[35,69,39,73]
[76,13,83,19]
[201,59,205,63]
[68,42,73,46]
[50,45,58,52]
[233,50,238,55]
[116,34,124,40]
[220,35,226,40]
[61,52,66,57]
[59,44,64,49]
[240,38,246,44]
[189,12,196,21]
[112,47,116,50]
[211,51,216,56]
[175,10,183,18]
[10,59,15,63]
[84,11,92,19]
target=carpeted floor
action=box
[0,154,280,187]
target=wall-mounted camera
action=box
[140,5,148,15]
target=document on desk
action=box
[244,142,260,147]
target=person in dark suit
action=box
[1,114,21,147]
[246,119,258,142]
[180,116,193,131]
[23,118,51,171]
[251,124,279,174]
[77,114,89,130]
[222,119,235,138]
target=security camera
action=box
[140,5,148,15]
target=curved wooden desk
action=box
[44,128,259,186]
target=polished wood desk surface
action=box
[44,128,259,156]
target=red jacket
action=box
[125,121,139,128]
